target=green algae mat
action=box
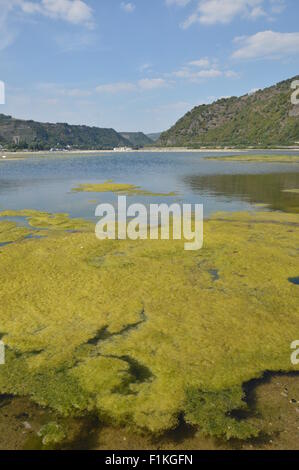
[0,209,299,439]
[204,155,299,163]
[73,180,177,197]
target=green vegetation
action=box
[205,155,299,163]
[0,221,32,243]
[0,114,131,151]
[159,76,299,148]
[0,209,93,231]
[185,387,258,440]
[147,133,161,142]
[38,422,66,447]
[120,132,153,148]
[73,180,177,196]
[282,189,299,194]
[0,209,298,439]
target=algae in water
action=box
[0,209,298,438]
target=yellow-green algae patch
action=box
[0,210,299,439]
[0,209,93,232]
[73,180,177,197]
[205,155,299,163]
[282,189,299,194]
[0,220,33,244]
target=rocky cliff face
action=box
[159,76,299,148]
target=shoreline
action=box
[1,147,299,161]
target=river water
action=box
[1,151,299,218]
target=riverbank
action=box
[1,147,299,161]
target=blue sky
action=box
[0,0,298,133]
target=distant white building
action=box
[113,147,133,152]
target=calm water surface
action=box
[1,151,299,219]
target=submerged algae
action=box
[205,155,299,163]
[0,221,33,244]
[38,422,66,447]
[0,210,93,232]
[73,180,177,197]
[0,210,298,438]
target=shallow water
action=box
[1,372,299,450]
[1,151,299,219]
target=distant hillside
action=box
[120,132,153,147]
[147,132,161,142]
[159,76,299,148]
[0,114,131,150]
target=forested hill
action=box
[158,76,299,148]
[0,114,131,150]
[120,132,153,147]
[147,132,161,142]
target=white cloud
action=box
[172,59,239,81]
[96,78,167,94]
[37,82,92,97]
[0,1,18,51]
[173,68,224,80]
[173,68,191,78]
[22,0,94,27]
[225,70,240,78]
[199,0,262,25]
[181,0,284,29]
[181,12,199,29]
[248,87,260,94]
[138,78,167,90]
[0,1,95,52]
[166,0,191,6]
[188,58,211,68]
[232,30,299,59]
[121,2,135,13]
[197,69,222,78]
[11,0,94,28]
[64,88,91,97]
[139,63,152,73]
[249,6,267,18]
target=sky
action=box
[0,0,298,133]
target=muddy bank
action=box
[1,372,298,450]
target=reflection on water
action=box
[183,172,299,213]
[0,152,299,217]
